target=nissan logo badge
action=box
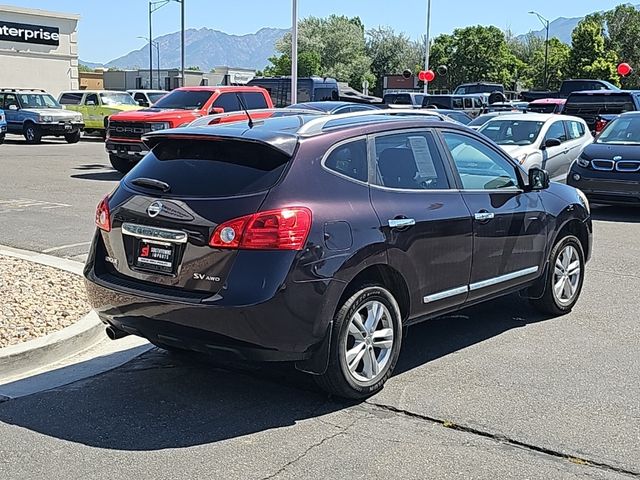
[147,201,163,218]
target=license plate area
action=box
[134,239,175,274]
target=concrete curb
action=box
[0,245,105,378]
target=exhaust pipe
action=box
[105,326,130,340]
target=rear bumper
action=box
[105,138,148,159]
[568,164,640,205]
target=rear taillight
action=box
[595,118,608,134]
[209,207,312,250]
[95,195,111,232]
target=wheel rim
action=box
[343,300,394,384]
[26,128,34,141]
[553,245,581,305]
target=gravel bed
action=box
[0,254,90,348]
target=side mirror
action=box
[528,167,550,191]
[543,138,562,149]
[210,107,224,114]
[8,105,18,111]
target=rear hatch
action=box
[97,134,295,296]
[564,92,636,131]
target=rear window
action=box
[126,139,291,197]
[565,93,636,113]
[59,92,83,105]
[384,94,412,105]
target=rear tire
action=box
[315,285,403,399]
[0,133,4,144]
[530,234,585,316]
[23,123,42,144]
[64,130,81,143]
[109,153,134,174]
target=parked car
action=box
[84,109,592,399]
[467,111,520,130]
[383,92,426,109]
[527,98,566,114]
[568,111,640,205]
[0,88,84,144]
[127,90,168,107]
[59,90,141,138]
[247,77,339,108]
[287,101,380,115]
[562,90,640,134]
[433,109,473,125]
[105,86,273,173]
[423,94,485,117]
[453,82,504,95]
[479,113,593,181]
[0,109,6,144]
[521,79,620,102]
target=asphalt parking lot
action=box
[0,135,639,479]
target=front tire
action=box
[64,130,81,143]
[23,123,42,144]
[109,153,134,174]
[530,235,585,316]
[315,285,403,399]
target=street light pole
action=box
[149,0,182,89]
[180,0,185,88]
[291,0,298,104]
[423,0,432,94]
[149,2,153,89]
[529,11,550,90]
[139,36,160,89]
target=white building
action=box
[0,5,79,97]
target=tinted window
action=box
[59,93,83,105]
[85,93,98,105]
[544,121,567,143]
[565,121,585,140]
[596,116,640,145]
[324,139,368,182]
[314,88,338,101]
[480,120,545,146]
[464,98,473,108]
[241,92,269,109]
[154,90,213,110]
[373,131,449,190]
[473,98,483,108]
[452,97,463,109]
[444,112,472,124]
[443,132,518,190]
[4,94,18,109]
[127,139,290,197]
[564,94,635,114]
[133,93,146,102]
[384,94,412,105]
[213,93,240,112]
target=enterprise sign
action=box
[0,21,60,46]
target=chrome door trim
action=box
[121,222,188,244]
[469,266,539,291]
[423,285,469,304]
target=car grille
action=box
[108,121,152,139]
[591,159,640,173]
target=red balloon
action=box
[618,63,632,76]
[424,70,436,82]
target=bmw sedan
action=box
[84,110,592,399]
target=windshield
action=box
[455,85,502,95]
[148,92,167,103]
[383,94,413,105]
[153,90,214,110]
[444,112,472,124]
[17,93,60,109]
[100,92,137,106]
[479,120,545,146]
[596,116,640,145]
[468,114,499,127]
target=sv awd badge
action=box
[193,273,221,282]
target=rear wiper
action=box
[131,177,171,192]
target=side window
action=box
[545,121,567,143]
[133,93,146,103]
[85,93,98,105]
[453,97,463,109]
[241,92,269,109]
[213,93,240,112]
[565,121,585,140]
[59,93,83,105]
[324,139,368,182]
[373,131,450,190]
[464,98,473,108]
[442,131,519,190]
[473,98,482,108]
[4,93,18,109]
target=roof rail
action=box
[188,108,326,128]
[296,108,446,136]
[0,88,46,92]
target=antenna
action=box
[235,93,254,129]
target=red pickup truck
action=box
[106,86,273,173]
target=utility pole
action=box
[423,0,432,94]
[149,2,153,89]
[180,0,185,88]
[291,0,298,104]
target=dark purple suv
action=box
[84,111,592,398]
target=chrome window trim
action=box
[469,266,539,291]
[121,223,188,244]
[423,286,469,304]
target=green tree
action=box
[528,38,571,90]
[78,64,94,72]
[568,19,619,85]
[604,4,640,87]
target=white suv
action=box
[126,90,168,107]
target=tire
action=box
[315,285,403,399]
[0,133,4,144]
[23,123,42,144]
[530,234,585,316]
[64,130,81,143]
[109,153,134,174]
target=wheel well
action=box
[557,219,589,257]
[337,264,411,321]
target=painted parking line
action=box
[0,198,71,214]
[42,241,92,254]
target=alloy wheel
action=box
[343,300,394,384]
[553,245,581,306]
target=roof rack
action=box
[188,108,326,128]
[0,88,46,92]
[296,108,446,136]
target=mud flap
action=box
[295,321,332,375]
[521,261,549,300]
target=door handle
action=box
[388,218,416,228]
[474,211,495,222]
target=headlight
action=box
[40,115,53,122]
[576,156,590,168]
[576,188,590,214]
[150,122,171,131]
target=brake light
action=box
[595,118,608,134]
[209,207,312,250]
[95,195,111,232]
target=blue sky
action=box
[6,0,625,62]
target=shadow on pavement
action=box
[591,205,640,223]
[0,293,551,451]
[71,171,122,181]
